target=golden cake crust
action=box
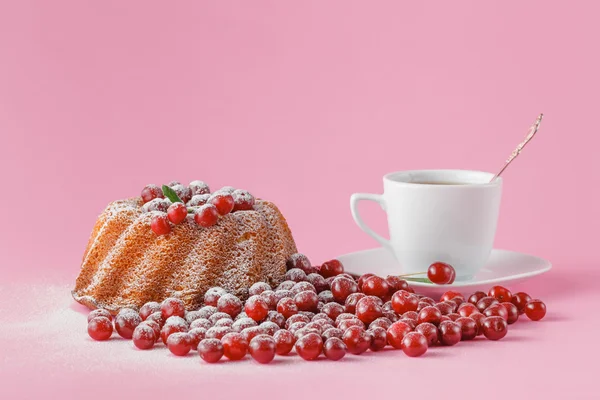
[72,197,297,314]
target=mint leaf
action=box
[403,277,432,284]
[162,185,183,203]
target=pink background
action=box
[1,1,598,399]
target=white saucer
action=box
[337,247,552,298]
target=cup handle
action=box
[350,193,392,251]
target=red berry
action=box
[161,298,186,319]
[273,329,296,355]
[286,253,312,272]
[455,317,478,340]
[167,202,187,225]
[458,303,479,317]
[362,276,390,298]
[418,306,442,326]
[87,316,113,341]
[324,337,347,361]
[141,184,164,203]
[277,298,298,319]
[249,282,272,296]
[482,316,508,340]
[355,297,384,325]
[210,193,234,215]
[232,189,256,211]
[331,277,359,303]
[391,291,419,314]
[241,326,266,343]
[500,302,519,324]
[511,292,532,315]
[132,324,156,349]
[206,326,234,340]
[342,326,372,355]
[483,304,509,321]
[488,286,513,303]
[344,293,366,314]
[438,321,461,346]
[386,321,413,349]
[231,317,256,332]
[208,311,232,324]
[204,288,226,307]
[291,281,316,295]
[322,327,344,341]
[142,198,171,213]
[160,316,188,344]
[295,332,323,361]
[322,303,345,321]
[476,296,499,313]
[337,319,365,332]
[167,332,192,356]
[188,194,210,207]
[141,320,161,341]
[217,294,243,318]
[427,262,456,285]
[525,299,546,321]
[306,274,328,293]
[171,184,192,203]
[415,322,438,346]
[368,327,388,351]
[320,259,344,278]
[468,291,487,305]
[221,332,248,360]
[87,309,112,323]
[216,186,236,194]
[357,273,375,291]
[151,213,171,235]
[285,268,307,283]
[470,312,486,336]
[402,311,419,321]
[294,290,319,312]
[369,317,393,331]
[188,328,207,350]
[420,297,436,306]
[146,312,165,327]
[194,204,219,227]
[450,297,464,308]
[260,290,279,310]
[435,302,455,316]
[189,180,210,196]
[249,334,276,364]
[286,314,311,328]
[401,332,428,357]
[198,338,224,363]
[260,321,280,336]
[385,276,410,292]
[244,295,269,322]
[114,312,142,339]
[440,291,464,303]
[214,319,234,328]
[138,302,160,321]
[447,313,460,321]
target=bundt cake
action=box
[73,183,297,314]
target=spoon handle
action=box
[491,113,544,182]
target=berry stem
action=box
[397,272,427,277]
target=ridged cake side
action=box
[72,198,297,314]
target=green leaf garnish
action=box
[162,185,183,203]
[403,277,432,284]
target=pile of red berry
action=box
[140,181,256,235]
[87,254,547,363]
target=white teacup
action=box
[350,170,502,280]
